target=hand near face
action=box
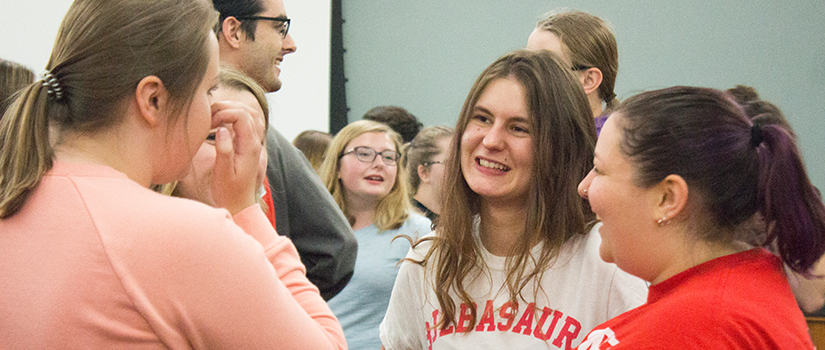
[209,100,266,215]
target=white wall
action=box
[2,1,72,72]
[1,0,331,142]
[269,0,331,141]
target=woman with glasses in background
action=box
[527,10,619,136]
[404,125,454,223]
[320,120,432,349]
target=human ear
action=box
[220,17,244,48]
[653,174,688,224]
[578,169,594,199]
[417,164,430,183]
[135,76,168,127]
[581,67,604,96]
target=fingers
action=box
[212,126,232,175]
[211,100,264,151]
[209,100,264,214]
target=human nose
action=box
[481,123,505,150]
[369,157,386,169]
[367,152,386,167]
[282,33,297,54]
[578,171,593,199]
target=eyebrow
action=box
[473,106,492,115]
[592,150,602,166]
[259,14,288,21]
[472,105,530,124]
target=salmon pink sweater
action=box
[0,162,346,349]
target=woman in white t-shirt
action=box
[379,50,648,350]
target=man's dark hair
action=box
[362,106,423,143]
[212,0,263,40]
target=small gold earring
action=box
[583,189,588,196]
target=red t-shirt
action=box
[262,175,277,228]
[575,249,813,350]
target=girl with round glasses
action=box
[320,120,432,349]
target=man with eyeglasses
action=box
[212,0,357,301]
[213,0,295,92]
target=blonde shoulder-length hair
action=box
[319,120,411,231]
[157,66,269,203]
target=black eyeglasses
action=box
[571,64,593,71]
[235,16,290,38]
[422,161,442,167]
[341,146,400,166]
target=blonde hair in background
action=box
[161,66,271,216]
[536,10,620,112]
[217,65,269,130]
[0,0,216,219]
[319,120,411,231]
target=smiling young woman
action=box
[379,50,648,350]
[575,86,825,349]
[319,120,432,350]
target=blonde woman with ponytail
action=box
[0,0,344,348]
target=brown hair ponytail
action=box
[0,0,216,219]
[0,81,54,218]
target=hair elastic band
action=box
[41,70,64,101]
[750,124,763,148]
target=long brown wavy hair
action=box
[417,50,597,330]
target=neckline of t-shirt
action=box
[472,217,550,272]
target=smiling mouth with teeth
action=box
[478,158,510,171]
[365,175,384,181]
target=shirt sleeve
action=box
[104,198,347,349]
[232,205,346,349]
[380,240,433,350]
[380,260,429,350]
[584,223,648,320]
[211,205,348,349]
[265,126,358,300]
[606,266,649,319]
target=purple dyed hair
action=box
[615,86,825,273]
